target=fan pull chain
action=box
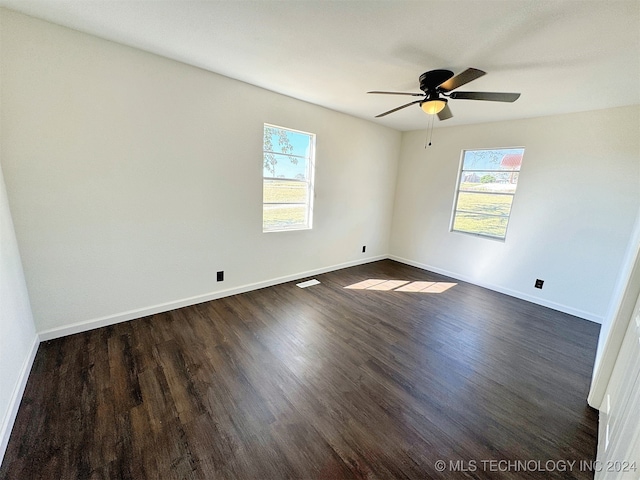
[425,113,435,148]
[429,113,435,146]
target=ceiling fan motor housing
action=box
[419,69,454,93]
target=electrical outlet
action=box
[535,279,544,289]
[217,271,224,282]
[362,246,366,253]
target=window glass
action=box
[451,148,525,240]
[263,124,315,232]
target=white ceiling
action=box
[1,0,639,131]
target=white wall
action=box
[589,207,640,407]
[0,10,401,335]
[0,161,38,461]
[390,106,640,322]
[1,11,39,463]
[597,206,640,362]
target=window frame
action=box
[450,147,525,241]
[262,123,316,233]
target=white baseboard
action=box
[0,335,39,465]
[38,255,387,341]
[38,253,602,341]
[389,255,603,324]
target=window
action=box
[451,148,525,240]
[263,124,315,232]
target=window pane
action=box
[263,204,308,231]
[263,124,315,233]
[453,212,508,238]
[459,171,519,194]
[456,192,513,216]
[461,148,524,171]
[263,153,308,180]
[264,125,312,156]
[263,179,308,204]
[452,147,525,240]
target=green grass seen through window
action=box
[263,180,308,230]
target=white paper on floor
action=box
[296,279,321,288]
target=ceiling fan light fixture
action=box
[421,98,447,115]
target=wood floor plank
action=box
[0,260,600,479]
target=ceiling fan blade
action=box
[438,68,486,92]
[437,104,453,121]
[449,91,520,102]
[375,100,422,118]
[368,91,424,97]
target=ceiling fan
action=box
[368,68,520,120]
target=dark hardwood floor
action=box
[1,260,600,479]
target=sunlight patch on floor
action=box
[344,279,457,293]
[367,280,410,291]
